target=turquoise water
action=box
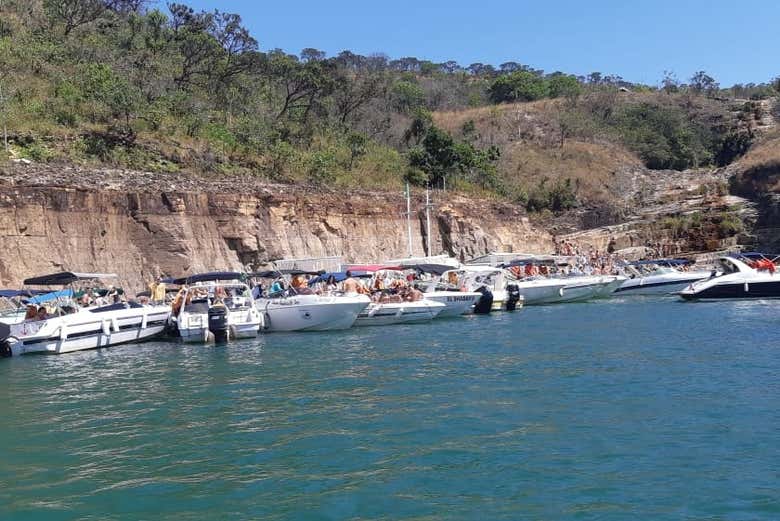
[1,298,779,520]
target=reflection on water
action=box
[1,299,779,520]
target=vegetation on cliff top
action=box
[0,0,776,212]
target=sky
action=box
[156,0,779,86]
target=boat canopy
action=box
[279,269,324,276]
[27,288,74,304]
[402,263,457,276]
[173,271,245,285]
[23,272,118,286]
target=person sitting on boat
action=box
[251,281,263,300]
[79,292,92,307]
[23,305,37,322]
[270,279,285,295]
[404,285,424,302]
[35,306,49,321]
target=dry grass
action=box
[433,98,643,203]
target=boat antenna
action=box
[425,185,434,257]
[405,182,413,257]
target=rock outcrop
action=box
[0,164,553,290]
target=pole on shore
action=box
[425,186,433,257]
[405,182,413,258]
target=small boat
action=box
[252,270,370,332]
[0,272,170,357]
[170,272,263,342]
[616,259,712,295]
[679,253,780,300]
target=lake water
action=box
[1,298,779,520]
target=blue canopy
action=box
[173,272,245,285]
[27,288,73,304]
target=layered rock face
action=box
[0,167,553,290]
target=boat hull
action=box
[354,300,445,327]
[680,280,780,300]
[258,296,370,332]
[423,292,481,317]
[616,272,712,295]
[8,306,170,356]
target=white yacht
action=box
[0,272,170,357]
[616,260,712,295]
[679,253,780,300]
[170,272,262,342]
[252,270,370,332]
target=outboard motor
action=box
[505,283,521,311]
[0,323,13,357]
[208,306,229,343]
[473,286,494,314]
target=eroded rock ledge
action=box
[0,163,553,289]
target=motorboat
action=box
[438,266,523,312]
[0,272,171,357]
[170,272,263,342]
[501,257,620,303]
[395,263,481,317]
[679,253,780,300]
[334,265,449,325]
[252,270,370,332]
[616,259,712,295]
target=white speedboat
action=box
[0,272,170,357]
[439,266,523,312]
[353,299,446,327]
[170,272,262,342]
[252,270,370,332]
[679,253,780,300]
[397,263,482,317]
[257,292,371,331]
[616,260,712,295]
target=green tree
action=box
[547,74,582,100]
[488,71,549,103]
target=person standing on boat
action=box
[150,277,166,304]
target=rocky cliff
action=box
[0,164,553,290]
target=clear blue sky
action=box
[157,0,778,86]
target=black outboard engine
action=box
[0,323,13,357]
[505,283,521,311]
[473,286,494,314]
[208,306,229,343]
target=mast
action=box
[405,182,413,257]
[425,186,433,257]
